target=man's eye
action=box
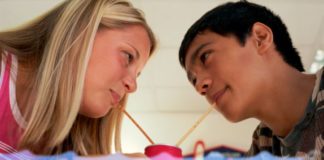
[188,74,197,86]
[192,78,197,86]
[200,51,211,64]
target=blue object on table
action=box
[0,150,305,160]
[183,151,303,160]
[35,151,76,160]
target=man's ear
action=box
[251,22,273,54]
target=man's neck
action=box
[257,68,316,137]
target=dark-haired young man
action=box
[179,1,324,158]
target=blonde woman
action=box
[0,0,156,156]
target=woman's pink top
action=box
[0,52,26,153]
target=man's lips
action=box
[211,87,228,103]
[110,89,121,105]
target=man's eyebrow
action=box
[188,42,212,67]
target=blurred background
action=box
[1,0,323,156]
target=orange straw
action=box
[175,105,214,147]
[123,110,155,145]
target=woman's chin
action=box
[79,105,112,118]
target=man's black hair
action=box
[179,0,304,71]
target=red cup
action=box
[144,144,182,158]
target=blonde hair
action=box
[0,0,156,155]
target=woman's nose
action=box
[123,75,137,93]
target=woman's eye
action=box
[123,51,134,65]
[200,51,211,64]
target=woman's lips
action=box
[110,90,121,105]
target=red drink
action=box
[145,144,182,159]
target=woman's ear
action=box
[251,22,274,54]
